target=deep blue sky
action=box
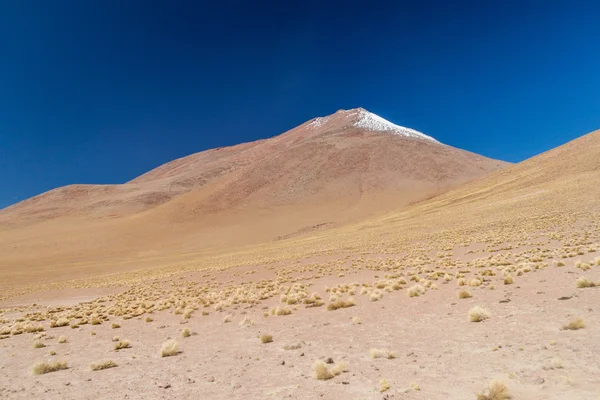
[1,1,599,209]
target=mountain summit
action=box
[306,108,440,143]
[0,108,509,281]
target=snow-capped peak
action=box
[306,108,440,144]
[349,108,440,143]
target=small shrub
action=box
[160,339,179,357]
[49,318,69,328]
[114,340,131,350]
[468,306,491,322]
[260,334,273,343]
[407,284,424,298]
[476,380,511,400]
[32,360,68,375]
[468,278,482,287]
[327,298,355,311]
[369,348,395,359]
[181,328,191,338]
[379,379,390,392]
[313,360,346,380]
[89,360,117,371]
[561,317,585,330]
[457,289,472,299]
[33,341,46,349]
[576,277,596,288]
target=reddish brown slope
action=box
[0,108,508,286]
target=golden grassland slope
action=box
[0,109,508,288]
[0,129,599,399]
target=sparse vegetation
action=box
[476,380,511,400]
[407,284,424,297]
[379,378,390,392]
[114,340,131,350]
[260,334,273,343]
[313,359,347,380]
[562,317,585,330]
[468,306,491,322]
[576,276,596,288]
[160,339,179,357]
[326,298,355,311]
[369,348,395,359]
[32,360,68,375]
[89,360,117,371]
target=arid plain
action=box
[0,112,599,399]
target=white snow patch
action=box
[352,109,440,144]
[306,116,329,129]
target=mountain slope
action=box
[0,108,509,287]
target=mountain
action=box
[0,108,508,287]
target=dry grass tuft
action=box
[260,334,273,343]
[239,316,255,327]
[49,318,69,328]
[33,340,46,349]
[468,306,491,322]
[476,380,511,400]
[327,298,355,311]
[561,317,585,330]
[160,339,179,357]
[58,336,67,344]
[503,275,514,285]
[351,316,361,325]
[114,340,131,350]
[407,284,424,297]
[468,278,482,287]
[576,276,596,288]
[181,328,191,338]
[32,360,68,375]
[369,348,395,359]
[313,360,346,380]
[457,289,472,299]
[89,360,117,371]
[379,378,390,392]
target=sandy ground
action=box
[1,252,598,400]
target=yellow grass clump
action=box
[89,360,117,371]
[576,277,596,288]
[369,348,395,359]
[407,284,424,297]
[313,360,347,380]
[476,380,511,400]
[379,378,390,392]
[181,328,191,338]
[327,298,355,311]
[114,340,131,350]
[468,278,482,287]
[32,360,68,375]
[49,318,70,328]
[561,317,585,330]
[160,339,179,357]
[468,306,491,322]
[260,334,273,343]
[457,289,472,299]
